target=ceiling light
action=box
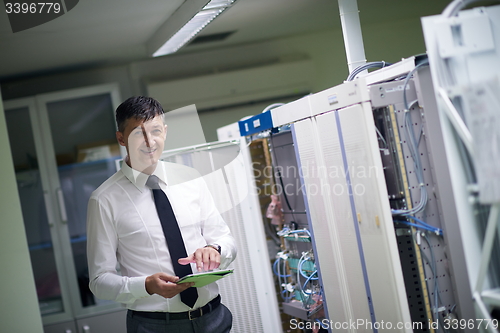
[153,0,237,57]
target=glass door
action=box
[4,98,73,324]
[35,84,124,317]
[4,83,124,326]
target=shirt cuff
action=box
[129,276,150,299]
[219,248,232,270]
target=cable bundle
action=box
[346,61,393,81]
[392,59,431,217]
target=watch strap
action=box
[205,244,221,254]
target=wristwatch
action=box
[205,244,221,254]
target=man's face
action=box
[116,115,167,174]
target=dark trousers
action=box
[126,304,232,333]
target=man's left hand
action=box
[178,247,220,272]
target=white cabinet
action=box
[3,84,127,332]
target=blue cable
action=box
[281,289,293,301]
[392,60,431,217]
[273,257,291,278]
[298,258,318,280]
[395,220,442,235]
[290,229,311,237]
[406,215,441,232]
[302,270,319,294]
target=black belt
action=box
[130,294,221,321]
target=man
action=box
[87,96,236,333]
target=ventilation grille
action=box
[188,31,235,45]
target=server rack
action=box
[269,57,463,332]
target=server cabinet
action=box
[269,57,468,332]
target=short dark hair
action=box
[115,96,165,132]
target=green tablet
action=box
[176,269,234,288]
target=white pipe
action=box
[437,88,474,157]
[441,0,496,18]
[475,204,500,293]
[338,0,367,74]
[473,291,499,333]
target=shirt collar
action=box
[121,157,168,192]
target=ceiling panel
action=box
[0,0,453,81]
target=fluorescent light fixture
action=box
[153,0,236,57]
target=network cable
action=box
[394,219,442,236]
[261,103,286,113]
[296,252,310,300]
[407,215,442,235]
[295,251,320,308]
[420,232,450,333]
[302,270,319,294]
[296,251,309,289]
[298,256,317,280]
[299,259,316,279]
[408,230,447,333]
[346,61,393,81]
[274,254,294,301]
[375,126,389,152]
[281,289,293,302]
[392,59,430,217]
[273,257,291,278]
[278,227,311,238]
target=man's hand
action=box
[145,272,194,298]
[178,246,220,272]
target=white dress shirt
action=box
[86,159,236,312]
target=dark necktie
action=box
[146,175,199,308]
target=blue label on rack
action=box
[238,111,274,136]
